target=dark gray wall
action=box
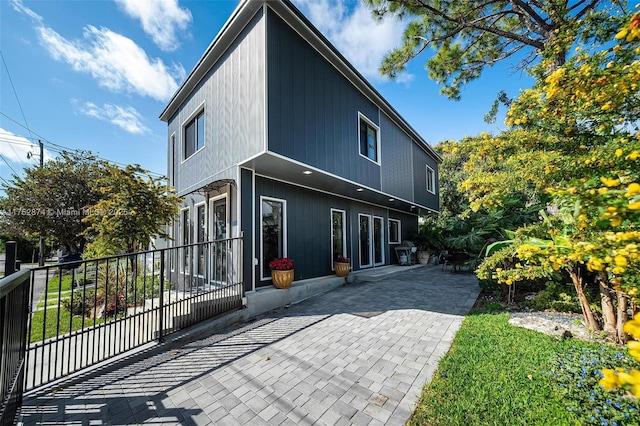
[266,9,381,189]
[240,168,254,292]
[252,176,418,287]
[380,112,414,201]
[412,144,440,211]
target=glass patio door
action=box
[359,214,384,268]
[331,209,346,265]
[373,216,384,265]
[196,204,206,277]
[209,197,227,285]
[261,197,286,281]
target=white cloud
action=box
[78,102,151,134]
[12,0,185,102]
[0,128,54,165]
[115,0,192,52]
[10,0,43,25]
[292,0,414,84]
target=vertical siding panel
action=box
[412,144,439,211]
[380,112,413,201]
[266,9,380,190]
[169,11,265,195]
[255,176,360,284]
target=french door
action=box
[209,196,227,284]
[358,214,384,268]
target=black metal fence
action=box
[24,236,244,390]
[0,242,30,426]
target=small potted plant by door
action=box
[334,256,351,277]
[269,257,295,289]
[416,249,430,264]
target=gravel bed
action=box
[508,311,605,342]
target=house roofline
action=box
[159,0,261,122]
[159,0,442,163]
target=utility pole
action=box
[38,140,44,267]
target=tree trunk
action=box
[616,290,628,345]
[569,268,600,331]
[599,280,618,341]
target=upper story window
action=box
[184,110,204,159]
[427,165,436,194]
[358,113,379,164]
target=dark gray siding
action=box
[240,168,254,292]
[380,112,414,201]
[412,144,439,211]
[253,176,418,287]
[168,10,266,196]
[266,9,381,189]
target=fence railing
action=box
[0,243,30,426]
[25,236,244,390]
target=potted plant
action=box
[269,257,295,289]
[413,235,431,264]
[334,255,350,277]
[416,246,430,264]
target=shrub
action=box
[522,281,598,314]
[126,274,161,306]
[103,294,126,317]
[61,290,96,317]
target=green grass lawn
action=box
[29,274,103,343]
[29,307,104,343]
[45,273,75,293]
[409,312,640,426]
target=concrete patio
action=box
[20,265,480,425]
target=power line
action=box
[0,51,32,167]
[0,137,39,147]
[0,112,166,178]
[0,154,18,176]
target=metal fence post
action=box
[4,242,16,277]
[158,250,165,343]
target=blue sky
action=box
[0,0,534,188]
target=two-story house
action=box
[160,0,441,293]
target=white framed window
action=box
[180,207,190,274]
[426,165,436,194]
[331,209,347,269]
[260,196,287,281]
[388,219,401,244]
[184,109,204,159]
[358,112,380,164]
[170,132,176,186]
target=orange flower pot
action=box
[334,262,350,277]
[271,269,294,289]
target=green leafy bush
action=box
[61,290,96,317]
[126,273,161,305]
[521,281,599,314]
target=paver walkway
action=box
[21,266,480,425]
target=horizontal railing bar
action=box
[0,270,31,300]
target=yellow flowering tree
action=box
[473,10,640,343]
